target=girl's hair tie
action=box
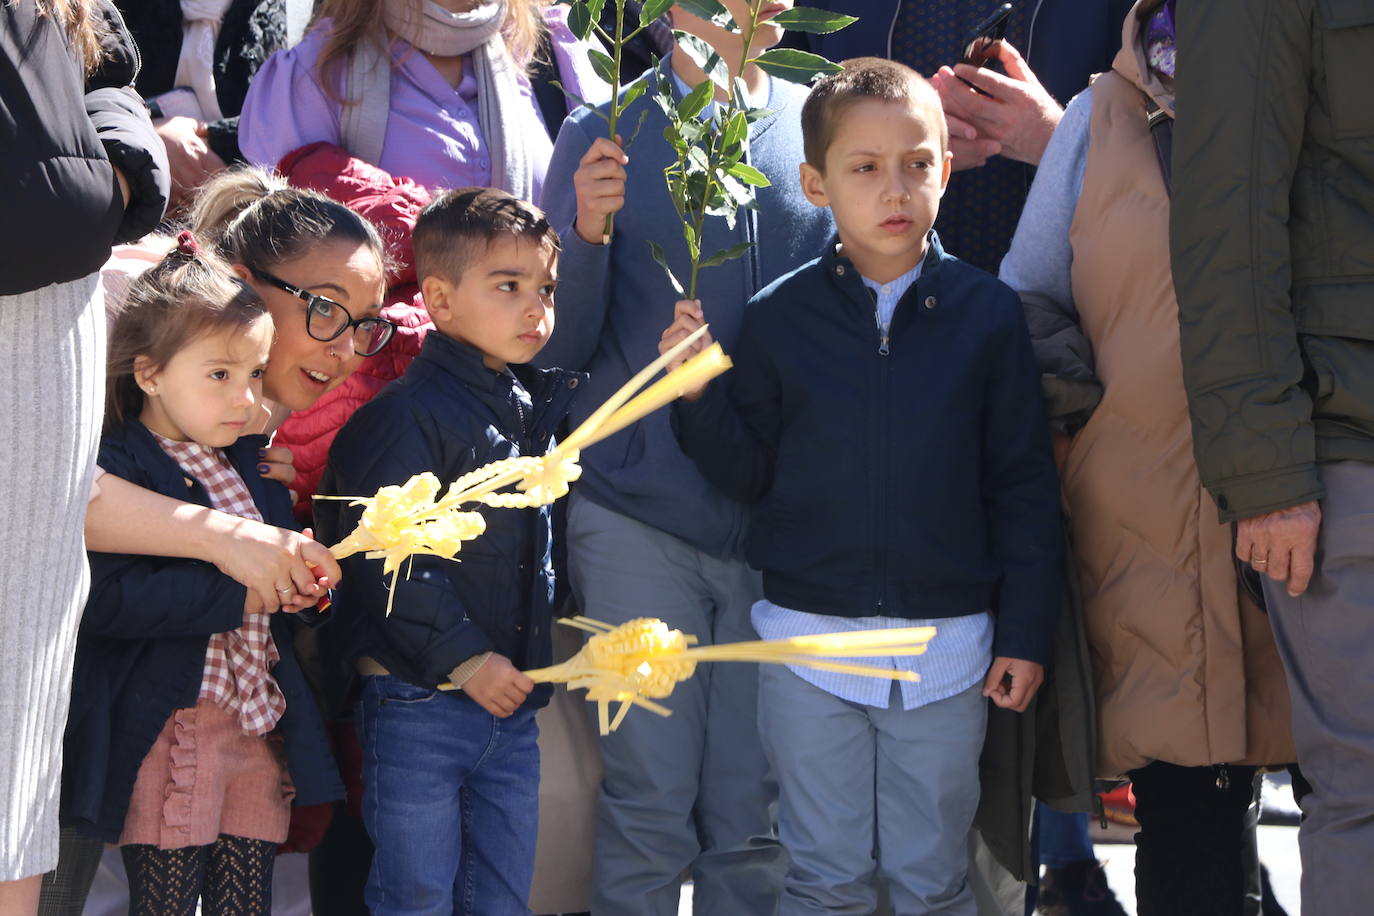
[172,230,201,261]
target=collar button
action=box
[835,264,846,276]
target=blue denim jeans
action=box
[356,675,540,916]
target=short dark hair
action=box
[801,57,948,169]
[413,188,561,284]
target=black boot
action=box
[1130,761,1258,916]
[1037,860,1128,916]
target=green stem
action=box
[601,0,627,246]
[684,2,763,299]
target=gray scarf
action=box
[340,0,541,198]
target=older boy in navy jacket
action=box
[663,59,1061,914]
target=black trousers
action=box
[1129,761,1258,916]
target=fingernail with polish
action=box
[258,463,271,473]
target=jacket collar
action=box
[821,229,950,311]
[108,420,281,523]
[412,329,588,445]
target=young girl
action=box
[62,234,341,916]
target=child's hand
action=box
[573,135,628,245]
[658,299,713,401]
[460,654,534,718]
[982,657,1044,712]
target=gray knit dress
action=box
[0,273,105,880]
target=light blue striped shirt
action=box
[750,260,994,711]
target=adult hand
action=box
[155,115,227,206]
[257,445,298,506]
[573,135,628,245]
[209,519,340,611]
[1236,500,1322,597]
[941,111,1002,172]
[657,299,713,400]
[461,654,534,718]
[931,40,1063,168]
[983,657,1044,712]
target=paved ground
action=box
[679,816,1304,915]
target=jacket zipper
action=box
[874,301,891,613]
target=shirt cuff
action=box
[448,652,493,689]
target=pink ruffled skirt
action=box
[119,700,295,849]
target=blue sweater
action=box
[672,235,1063,664]
[537,58,834,559]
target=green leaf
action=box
[639,0,674,23]
[682,221,700,262]
[673,0,736,29]
[699,241,754,269]
[769,8,858,34]
[672,30,730,91]
[727,161,770,187]
[751,48,843,84]
[587,47,618,87]
[567,2,593,40]
[677,79,714,121]
[625,107,650,148]
[621,79,647,110]
[720,109,747,150]
[586,0,607,22]
[648,241,686,297]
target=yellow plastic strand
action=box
[438,617,937,734]
[319,329,733,611]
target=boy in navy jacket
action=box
[318,189,583,916]
[662,59,1061,914]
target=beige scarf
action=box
[175,0,234,120]
[341,0,541,199]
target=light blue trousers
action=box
[760,664,987,916]
[566,494,785,916]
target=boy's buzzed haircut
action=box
[801,57,949,169]
[413,187,561,283]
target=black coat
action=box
[317,332,584,714]
[1,0,169,295]
[117,0,288,163]
[62,423,343,843]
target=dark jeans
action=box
[357,675,540,916]
[1130,761,1257,916]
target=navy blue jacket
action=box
[673,235,1062,664]
[63,423,342,843]
[317,332,585,712]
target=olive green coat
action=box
[1172,0,1374,521]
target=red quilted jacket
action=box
[272,142,434,521]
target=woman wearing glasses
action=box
[44,167,397,914]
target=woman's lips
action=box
[299,367,332,390]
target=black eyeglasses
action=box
[251,269,397,358]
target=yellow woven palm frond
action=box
[439,616,937,734]
[317,327,733,608]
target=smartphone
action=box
[957,3,1013,97]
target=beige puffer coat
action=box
[1049,8,1296,777]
